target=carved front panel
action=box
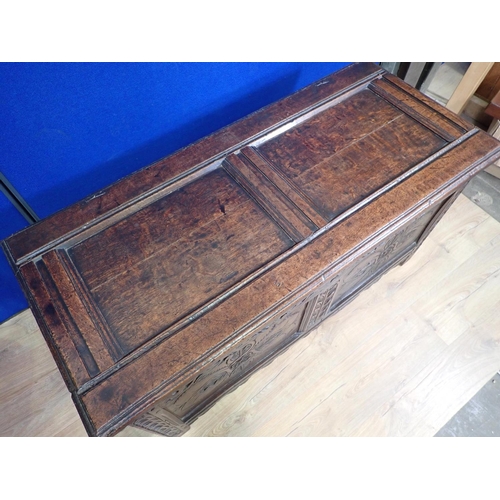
[159,297,308,422]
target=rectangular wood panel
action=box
[258,89,447,220]
[69,168,294,355]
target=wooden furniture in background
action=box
[476,63,500,103]
[484,90,500,178]
[446,62,494,115]
[3,63,500,437]
[485,89,500,121]
[485,122,500,178]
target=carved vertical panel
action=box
[300,281,339,331]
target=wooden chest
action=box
[4,63,500,437]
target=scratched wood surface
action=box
[72,169,294,354]
[1,194,499,437]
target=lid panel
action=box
[257,89,447,220]
[69,168,294,355]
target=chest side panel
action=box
[326,194,454,316]
[68,168,294,355]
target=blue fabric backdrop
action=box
[0,62,351,322]
[0,193,29,321]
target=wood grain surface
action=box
[1,194,499,437]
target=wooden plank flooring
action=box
[1,194,499,437]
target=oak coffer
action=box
[3,63,500,437]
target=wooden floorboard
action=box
[1,194,499,437]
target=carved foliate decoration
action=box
[158,300,306,420]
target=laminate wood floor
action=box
[1,194,499,437]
